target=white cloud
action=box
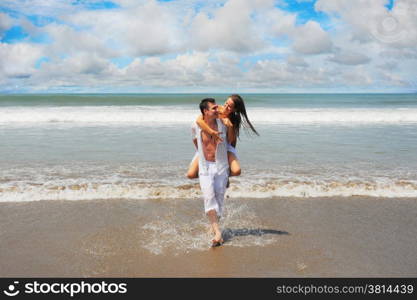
[341,67,373,85]
[328,51,371,65]
[267,9,333,55]
[0,0,79,17]
[0,0,415,92]
[0,12,13,37]
[315,0,417,47]
[287,55,309,67]
[266,8,297,36]
[0,43,42,79]
[189,0,273,53]
[124,52,224,87]
[44,53,115,75]
[292,21,333,55]
[63,1,184,56]
[243,58,336,88]
[43,23,116,58]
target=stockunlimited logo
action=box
[3,281,20,297]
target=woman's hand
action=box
[210,130,223,144]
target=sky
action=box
[0,0,416,93]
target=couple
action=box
[187,95,258,247]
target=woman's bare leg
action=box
[228,152,241,176]
[186,155,199,179]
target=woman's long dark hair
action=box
[228,94,259,143]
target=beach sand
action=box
[0,196,416,277]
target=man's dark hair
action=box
[199,98,216,115]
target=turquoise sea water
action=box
[0,93,416,201]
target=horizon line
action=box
[1,92,416,95]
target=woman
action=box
[187,94,259,179]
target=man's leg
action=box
[213,171,228,218]
[199,163,222,244]
[210,171,229,245]
[207,209,222,246]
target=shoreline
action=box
[1,196,416,277]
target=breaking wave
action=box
[1,178,417,202]
[1,106,417,127]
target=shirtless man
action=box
[192,98,230,247]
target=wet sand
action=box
[0,197,416,277]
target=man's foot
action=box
[211,241,223,247]
[211,238,224,247]
[211,231,223,247]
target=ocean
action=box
[1,93,417,202]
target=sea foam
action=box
[1,106,417,127]
[1,178,416,202]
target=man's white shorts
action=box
[199,161,228,217]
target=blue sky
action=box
[0,0,416,93]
